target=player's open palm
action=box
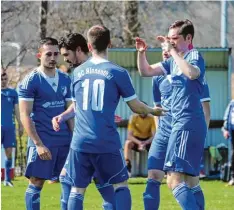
[156,36,173,52]
[135,37,148,52]
[36,145,52,160]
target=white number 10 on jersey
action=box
[82,79,105,111]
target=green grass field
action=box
[1,177,234,210]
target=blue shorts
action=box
[64,148,129,188]
[1,126,16,148]
[148,131,169,171]
[164,128,207,176]
[25,146,69,180]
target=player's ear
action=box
[36,53,41,59]
[88,43,93,52]
[186,34,192,43]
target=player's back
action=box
[71,57,136,153]
[1,88,18,128]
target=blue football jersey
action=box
[159,49,207,129]
[18,68,72,147]
[152,75,173,137]
[71,57,137,153]
[1,88,18,128]
[153,74,210,135]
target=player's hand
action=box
[223,130,230,139]
[135,37,148,52]
[36,144,52,160]
[52,115,63,132]
[114,115,122,123]
[151,107,168,116]
[18,125,24,137]
[138,143,146,151]
[156,36,174,52]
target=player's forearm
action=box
[137,51,157,77]
[145,136,154,145]
[66,118,74,132]
[202,102,211,128]
[131,102,155,116]
[20,115,43,146]
[60,103,75,122]
[170,49,200,80]
[128,134,141,145]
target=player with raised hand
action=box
[136,20,208,210]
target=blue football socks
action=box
[115,186,131,210]
[25,184,42,210]
[191,184,205,210]
[172,182,198,210]
[143,178,161,210]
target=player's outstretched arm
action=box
[135,37,164,77]
[127,98,167,116]
[52,102,75,132]
[19,100,52,160]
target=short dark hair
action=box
[87,25,110,53]
[169,19,194,40]
[58,33,89,54]
[38,37,58,50]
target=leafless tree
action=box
[122,1,140,47]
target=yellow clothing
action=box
[128,114,156,139]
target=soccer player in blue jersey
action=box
[143,49,210,210]
[57,33,116,210]
[136,19,208,209]
[55,25,166,210]
[1,71,24,187]
[18,37,73,210]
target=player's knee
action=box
[185,175,199,188]
[148,169,164,183]
[166,172,184,190]
[29,177,45,188]
[71,186,86,195]
[113,181,128,191]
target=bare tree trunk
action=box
[39,1,48,39]
[123,1,140,47]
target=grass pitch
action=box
[1,177,234,210]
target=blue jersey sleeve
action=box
[159,57,172,75]
[152,77,161,105]
[188,49,205,80]
[115,69,137,102]
[65,77,72,101]
[200,77,210,102]
[18,74,36,101]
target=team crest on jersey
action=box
[61,86,67,96]
[7,97,12,102]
